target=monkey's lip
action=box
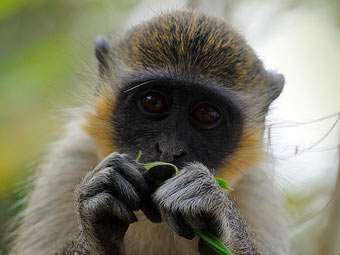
[145,164,177,178]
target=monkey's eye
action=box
[192,104,221,127]
[140,92,167,114]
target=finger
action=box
[183,211,208,231]
[108,235,127,255]
[94,216,130,252]
[94,152,121,170]
[117,160,150,195]
[80,167,115,198]
[107,170,141,210]
[162,211,195,240]
[79,192,138,223]
[143,165,176,191]
[140,199,161,223]
[198,238,216,255]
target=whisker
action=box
[124,80,152,93]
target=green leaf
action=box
[136,150,142,163]
[143,162,179,175]
[194,230,234,255]
[215,177,233,191]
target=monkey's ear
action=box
[268,73,285,102]
[95,36,111,77]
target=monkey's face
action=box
[112,77,243,171]
[88,10,285,175]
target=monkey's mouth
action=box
[142,164,177,187]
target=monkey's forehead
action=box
[114,10,268,90]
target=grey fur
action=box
[153,163,257,254]
[10,120,100,255]
[10,121,289,254]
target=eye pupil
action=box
[194,104,220,125]
[141,93,166,113]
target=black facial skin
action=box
[112,77,243,173]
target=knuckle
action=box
[77,197,97,221]
[97,152,125,169]
[106,151,122,160]
[77,192,132,222]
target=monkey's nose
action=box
[156,142,186,163]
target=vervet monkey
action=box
[11,10,289,255]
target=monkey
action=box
[10,10,290,255]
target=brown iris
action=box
[141,93,166,113]
[193,104,220,125]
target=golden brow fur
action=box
[115,10,271,92]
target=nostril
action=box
[156,143,187,162]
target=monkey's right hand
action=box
[75,152,151,254]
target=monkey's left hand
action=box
[153,163,257,255]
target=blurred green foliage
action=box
[0,0,339,254]
[0,0,138,253]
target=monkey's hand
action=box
[74,152,150,255]
[153,163,258,255]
